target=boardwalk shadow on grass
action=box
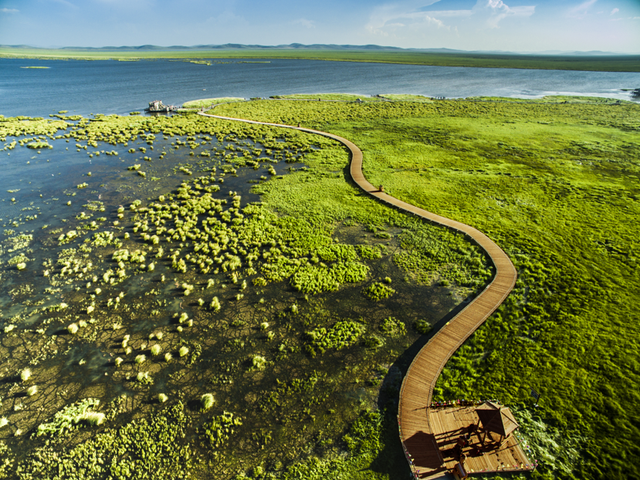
[366,411,416,480]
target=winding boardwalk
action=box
[198,109,518,477]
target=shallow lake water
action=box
[1,57,638,118]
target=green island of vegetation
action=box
[1,46,639,71]
[0,93,637,480]
[181,98,247,111]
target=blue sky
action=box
[0,0,638,53]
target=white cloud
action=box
[293,18,315,29]
[568,0,598,19]
[610,8,619,15]
[366,0,534,38]
[1,8,19,13]
[424,9,473,17]
[474,0,535,28]
[366,8,447,37]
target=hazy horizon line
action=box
[1,43,638,57]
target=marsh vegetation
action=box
[1,92,637,479]
[215,94,640,479]
[2,47,639,72]
[0,108,489,478]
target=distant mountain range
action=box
[0,43,631,56]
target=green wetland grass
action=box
[214,95,640,479]
[1,94,638,479]
[181,98,247,111]
[0,109,489,479]
[1,47,639,72]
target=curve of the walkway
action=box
[198,108,517,475]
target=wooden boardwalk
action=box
[199,108,520,477]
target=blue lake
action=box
[1,57,638,117]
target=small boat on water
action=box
[146,100,180,113]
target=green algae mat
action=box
[0,95,639,479]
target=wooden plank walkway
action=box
[199,108,520,477]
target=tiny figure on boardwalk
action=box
[379,185,384,192]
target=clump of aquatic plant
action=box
[20,368,31,382]
[413,319,432,334]
[380,317,406,337]
[181,283,193,296]
[290,261,369,295]
[36,398,103,437]
[363,335,385,350]
[150,344,162,356]
[201,393,215,411]
[26,140,51,150]
[305,320,366,357]
[204,411,243,448]
[137,371,152,384]
[317,244,358,262]
[251,355,267,370]
[356,244,384,260]
[8,253,30,267]
[362,282,396,301]
[210,296,221,312]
